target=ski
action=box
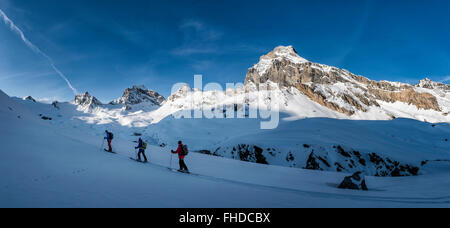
[129,157,148,163]
[104,149,117,154]
[168,168,197,176]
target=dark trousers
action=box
[179,158,188,171]
[138,149,147,162]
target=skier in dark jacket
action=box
[171,141,189,173]
[135,138,148,163]
[104,130,113,152]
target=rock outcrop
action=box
[23,96,36,102]
[74,92,102,110]
[368,88,441,111]
[338,172,368,191]
[212,144,270,165]
[416,78,450,91]
[111,85,165,110]
[304,145,419,177]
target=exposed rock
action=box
[368,88,441,111]
[338,172,368,191]
[39,114,52,120]
[286,152,295,162]
[23,96,36,102]
[305,151,322,170]
[52,101,60,109]
[247,46,308,80]
[304,145,419,177]
[213,144,269,165]
[295,84,355,116]
[111,85,165,109]
[198,150,212,155]
[416,78,450,91]
[74,92,102,110]
[167,84,192,102]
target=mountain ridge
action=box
[30,45,450,123]
[245,45,448,118]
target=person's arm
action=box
[172,145,181,154]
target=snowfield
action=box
[1,89,450,208]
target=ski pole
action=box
[100,138,105,151]
[169,151,173,169]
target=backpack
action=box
[182,145,189,156]
[109,132,114,140]
[142,142,147,150]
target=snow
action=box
[1,89,450,207]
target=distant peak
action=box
[416,77,450,90]
[76,92,91,97]
[267,45,307,60]
[74,92,102,109]
[23,96,36,102]
[270,45,299,55]
[110,85,165,108]
[131,85,147,90]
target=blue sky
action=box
[1,0,449,102]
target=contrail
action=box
[0,9,79,95]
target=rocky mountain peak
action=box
[111,85,165,109]
[266,46,305,60]
[416,78,450,91]
[167,84,192,102]
[74,92,102,109]
[23,96,36,102]
[250,45,309,77]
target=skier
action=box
[135,138,148,163]
[104,130,113,152]
[171,141,189,173]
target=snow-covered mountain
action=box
[69,46,450,125]
[74,92,103,111]
[110,85,165,110]
[245,46,449,122]
[121,45,449,126]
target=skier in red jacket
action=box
[171,141,189,173]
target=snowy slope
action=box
[8,89,450,177]
[2,90,450,207]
